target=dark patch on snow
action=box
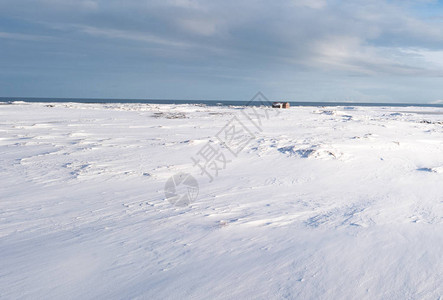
[278,146,316,158]
[417,167,435,173]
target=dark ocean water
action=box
[1,97,443,108]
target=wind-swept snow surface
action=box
[0,102,442,299]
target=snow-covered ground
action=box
[0,102,442,299]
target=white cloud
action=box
[402,48,443,67]
[166,0,202,9]
[0,32,52,41]
[4,0,443,78]
[77,26,190,48]
[178,18,218,36]
[292,0,326,9]
[41,0,99,11]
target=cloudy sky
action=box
[1,0,443,103]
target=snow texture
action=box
[0,102,442,299]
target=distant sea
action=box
[1,97,443,108]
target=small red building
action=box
[272,102,290,109]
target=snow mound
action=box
[277,145,341,159]
[314,109,336,115]
[417,166,443,173]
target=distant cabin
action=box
[272,102,290,109]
